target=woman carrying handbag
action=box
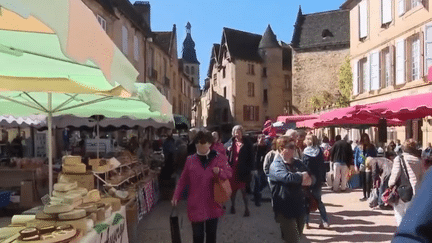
[172,131,232,243]
[388,139,424,226]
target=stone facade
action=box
[292,48,349,114]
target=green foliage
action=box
[337,56,353,107]
[321,91,333,106]
[310,96,322,109]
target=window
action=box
[134,35,139,61]
[163,59,167,76]
[358,57,369,93]
[97,15,107,32]
[173,72,176,90]
[243,106,259,121]
[359,0,368,40]
[223,87,227,98]
[191,77,194,85]
[191,66,195,75]
[185,66,189,74]
[285,75,292,91]
[262,67,267,77]
[222,67,226,78]
[213,74,217,86]
[149,48,154,69]
[425,23,432,75]
[180,78,183,92]
[396,39,406,84]
[407,34,421,82]
[263,89,268,103]
[370,52,380,90]
[381,0,392,26]
[380,47,393,88]
[122,26,128,54]
[399,0,423,16]
[247,64,255,75]
[247,82,255,97]
[284,101,292,114]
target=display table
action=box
[80,206,129,243]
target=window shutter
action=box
[398,0,405,16]
[122,26,128,54]
[255,106,260,121]
[396,39,405,84]
[359,1,368,39]
[243,105,248,121]
[370,52,380,90]
[425,23,432,76]
[419,32,424,78]
[382,0,392,24]
[364,58,370,91]
[353,62,359,95]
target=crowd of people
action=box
[165,125,432,243]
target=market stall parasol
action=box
[0,1,144,194]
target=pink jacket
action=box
[172,152,232,222]
[211,143,227,156]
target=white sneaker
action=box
[320,222,330,229]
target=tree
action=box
[337,56,353,107]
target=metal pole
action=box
[97,116,100,159]
[48,93,53,196]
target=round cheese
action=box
[58,209,86,220]
[53,182,77,192]
[43,204,74,214]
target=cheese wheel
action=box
[62,163,86,174]
[19,227,38,238]
[43,204,74,214]
[62,155,82,165]
[49,197,64,205]
[53,182,77,192]
[58,209,86,220]
[63,194,82,205]
[35,211,57,221]
[21,234,40,241]
[100,197,121,212]
[53,188,88,198]
[75,203,97,213]
[82,189,101,203]
[37,225,56,235]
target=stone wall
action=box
[292,48,349,114]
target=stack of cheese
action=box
[90,158,111,173]
[61,155,86,174]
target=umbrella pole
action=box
[97,116,99,159]
[48,93,53,196]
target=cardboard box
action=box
[59,173,94,191]
[20,180,34,208]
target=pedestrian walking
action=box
[225,125,254,217]
[330,137,354,192]
[354,133,377,201]
[303,134,329,229]
[162,129,176,180]
[171,131,233,243]
[284,129,303,160]
[252,134,269,206]
[320,136,332,182]
[211,130,226,156]
[388,139,424,226]
[268,136,312,243]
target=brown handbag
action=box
[214,178,232,204]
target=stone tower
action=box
[182,22,200,95]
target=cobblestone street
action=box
[136,186,398,243]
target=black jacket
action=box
[303,146,325,189]
[225,136,254,182]
[253,143,268,172]
[330,140,354,166]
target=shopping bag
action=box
[368,188,379,208]
[214,178,232,204]
[347,173,361,189]
[170,207,182,243]
[382,186,399,205]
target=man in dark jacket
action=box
[330,137,354,192]
[252,134,269,206]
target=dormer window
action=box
[322,29,333,39]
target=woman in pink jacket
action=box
[211,130,227,156]
[172,130,232,243]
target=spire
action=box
[259,24,279,49]
[291,5,304,47]
[182,22,200,64]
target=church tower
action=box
[182,22,200,96]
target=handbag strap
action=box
[399,155,410,181]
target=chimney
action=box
[133,1,151,28]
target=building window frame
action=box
[247,82,255,97]
[247,64,255,75]
[262,67,267,77]
[122,25,128,55]
[358,57,369,93]
[243,105,259,121]
[263,89,268,103]
[134,35,139,61]
[285,75,291,91]
[97,15,107,32]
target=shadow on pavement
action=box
[323,202,343,207]
[304,230,395,242]
[333,209,391,217]
[326,214,375,226]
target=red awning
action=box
[358,92,432,121]
[276,114,319,123]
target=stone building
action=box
[82,0,197,125]
[291,8,350,114]
[202,26,292,132]
[341,0,432,146]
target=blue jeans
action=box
[253,171,268,202]
[305,187,329,224]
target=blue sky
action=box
[131,0,346,87]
